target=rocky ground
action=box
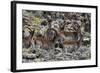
[22,46,91,63]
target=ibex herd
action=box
[22,10,91,62]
